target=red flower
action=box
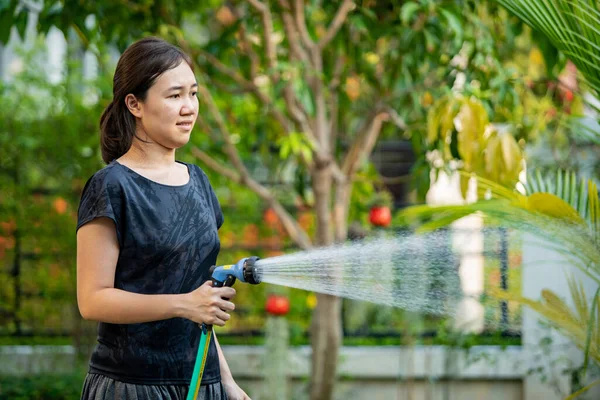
[265,294,290,316]
[369,206,391,227]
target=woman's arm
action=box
[214,332,251,400]
[77,217,235,325]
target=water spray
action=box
[187,230,513,398]
[187,256,261,400]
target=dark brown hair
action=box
[100,37,193,164]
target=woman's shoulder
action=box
[180,161,211,183]
[82,161,126,194]
[180,161,203,175]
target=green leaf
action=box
[279,141,290,159]
[526,192,586,225]
[496,0,600,100]
[564,379,600,400]
[14,9,27,41]
[439,9,463,46]
[293,80,314,117]
[532,28,560,77]
[359,7,377,20]
[0,0,11,13]
[0,9,13,44]
[400,2,420,25]
[0,0,18,44]
[581,286,600,378]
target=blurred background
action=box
[0,0,599,399]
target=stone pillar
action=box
[427,171,485,333]
[262,315,290,400]
[452,215,485,333]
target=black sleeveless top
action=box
[76,160,223,385]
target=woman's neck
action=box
[120,137,176,169]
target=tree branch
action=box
[191,147,241,182]
[276,0,314,136]
[174,16,314,250]
[195,82,312,249]
[293,0,315,50]
[237,22,261,79]
[197,50,320,170]
[385,106,408,130]
[247,0,278,74]
[277,0,310,63]
[196,82,251,177]
[328,53,345,153]
[341,110,390,178]
[197,49,290,133]
[190,148,313,250]
[283,87,314,134]
[318,0,354,49]
[328,53,346,92]
[331,162,346,184]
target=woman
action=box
[76,37,250,400]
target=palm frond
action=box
[492,283,599,363]
[494,281,599,400]
[582,286,600,377]
[569,116,600,145]
[565,379,600,400]
[496,0,600,98]
[400,171,600,282]
[523,169,600,242]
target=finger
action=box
[218,300,235,312]
[210,315,227,327]
[215,309,230,323]
[217,287,236,299]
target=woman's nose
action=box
[180,97,197,115]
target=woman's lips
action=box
[176,121,193,131]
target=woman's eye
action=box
[191,92,198,97]
[170,94,180,99]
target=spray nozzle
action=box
[209,256,261,287]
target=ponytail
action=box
[99,100,136,164]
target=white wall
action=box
[1,345,525,400]
[521,234,600,400]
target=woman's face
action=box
[131,61,199,150]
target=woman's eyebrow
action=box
[165,83,198,92]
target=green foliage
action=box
[401,171,600,280]
[276,132,315,164]
[0,336,72,346]
[496,0,600,102]
[396,1,558,200]
[400,170,600,398]
[0,40,108,336]
[0,371,86,400]
[426,93,524,197]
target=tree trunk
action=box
[309,170,353,400]
[309,162,342,400]
[310,293,342,400]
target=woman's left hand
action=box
[222,379,251,400]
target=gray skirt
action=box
[81,373,228,400]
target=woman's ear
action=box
[125,94,143,118]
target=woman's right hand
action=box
[182,281,236,326]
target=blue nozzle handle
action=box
[209,257,248,287]
[209,256,261,287]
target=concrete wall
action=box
[1,345,525,400]
[521,234,600,400]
